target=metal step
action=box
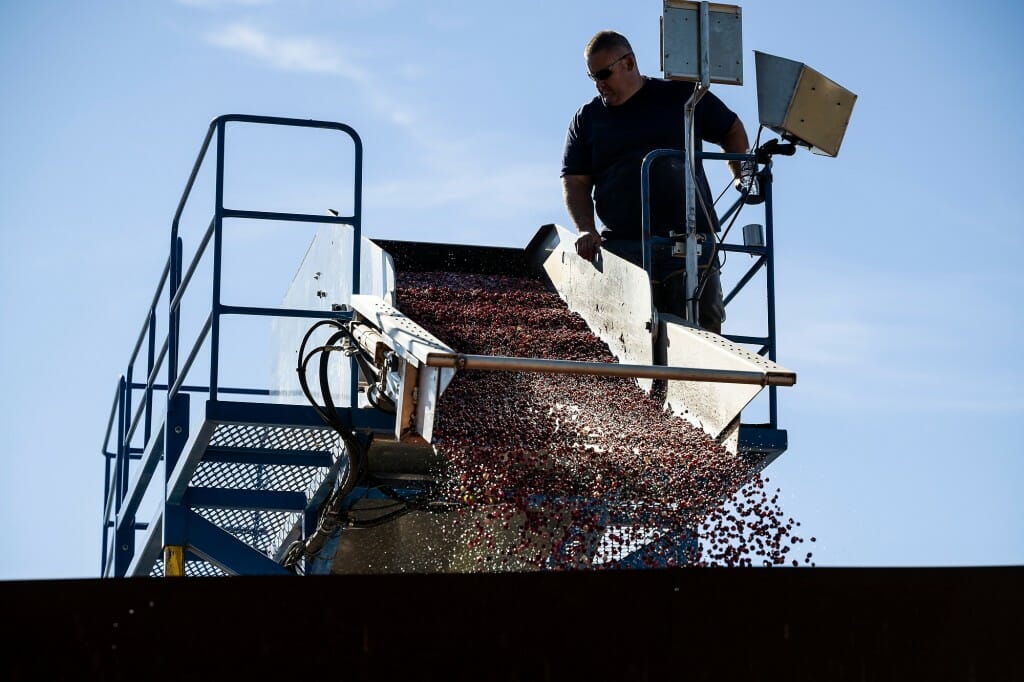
[133,400,403,576]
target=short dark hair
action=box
[585,30,633,58]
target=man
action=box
[561,30,755,334]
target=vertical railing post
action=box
[113,377,134,576]
[102,377,124,576]
[114,377,126,514]
[211,119,226,402]
[163,392,190,577]
[174,238,182,379]
[145,309,156,441]
[121,368,132,502]
[350,133,363,296]
[169,241,180,400]
[349,133,364,402]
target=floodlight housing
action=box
[661,1,743,85]
[754,50,857,158]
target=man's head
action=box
[584,30,643,107]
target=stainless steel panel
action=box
[755,50,857,157]
[536,224,656,392]
[658,316,794,446]
[272,225,397,405]
[662,1,743,85]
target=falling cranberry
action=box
[395,270,816,569]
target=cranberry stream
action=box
[396,270,814,569]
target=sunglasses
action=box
[587,52,633,81]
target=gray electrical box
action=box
[754,50,857,158]
[661,1,743,85]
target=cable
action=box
[284,316,474,572]
[283,320,371,573]
[284,317,459,572]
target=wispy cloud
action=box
[203,23,419,128]
[205,23,369,80]
[201,22,559,243]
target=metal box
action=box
[754,50,857,157]
[661,1,743,85]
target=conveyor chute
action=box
[284,223,795,459]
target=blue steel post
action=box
[165,207,188,574]
[113,378,134,576]
[640,148,683,332]
[350,130,363,404]
[350,129,363,297]
[211,119,226,402]
[174,238,182,380]
[169,246,180,403]
[103,377,124,576]
[163,392,190,575]
[145,310,156,441]
[114,378,126,515]
[122,367,133,502]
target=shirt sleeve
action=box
[696,89,738,146]
[560,107,590,177]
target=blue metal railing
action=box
[639,146,782,427]
[101,115,364,577]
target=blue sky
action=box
[1,0,1022,580]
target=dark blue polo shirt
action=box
[561,77,737,239]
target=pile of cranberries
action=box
[396,270,814,569]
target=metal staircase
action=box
[100,115,380,577]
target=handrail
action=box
[126,259,170,371]
[171,120,220,237]
[168,312,212,401]
[102,256,170,458]
[125,338,168,444]
[168,217,215,316]
[131,383,269,396]
[168,114,364,405]
[639,148,681,282]
[101,377,124,456]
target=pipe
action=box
[425,353,795,387]
[351,321,386,365]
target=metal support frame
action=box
[681,1,712,325]
[101,115,368,577]
[643,1,788,429]
[640,146,784,428]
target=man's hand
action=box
[562,174,601,261]
[575,231,602,261]
[733,159,765,205]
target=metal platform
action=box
[101,114,796,578]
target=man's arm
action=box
[562,174,602,261]
[719,117,751,182]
